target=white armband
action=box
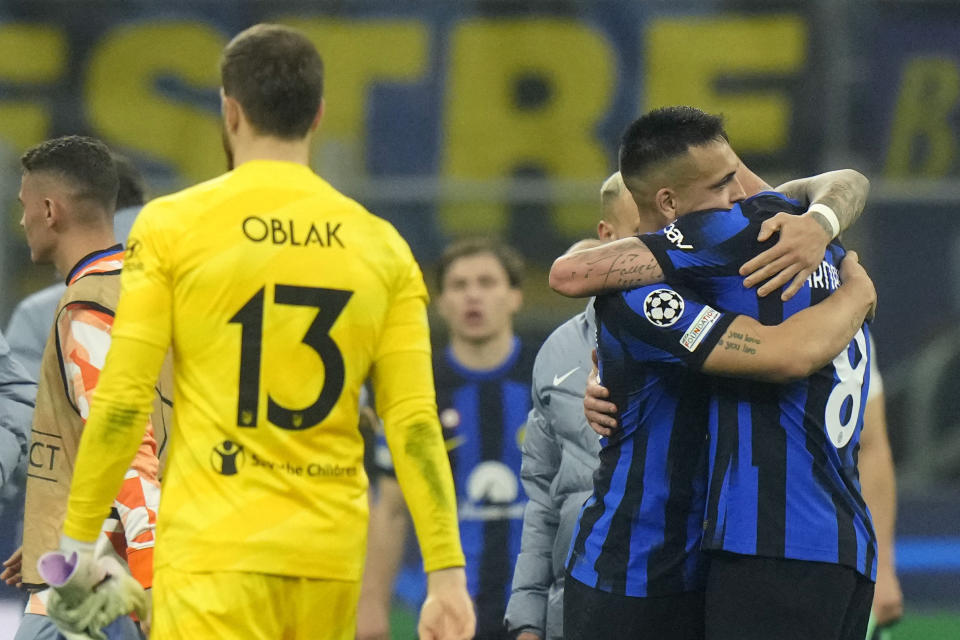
[808,203,840,239]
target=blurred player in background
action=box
[360,238,533,640]
[860,338,903,634]
[0,330,33,495]
[55,24,473,640]
[7,136,161,640]
[0,330,34,569]
[6,153,148,381]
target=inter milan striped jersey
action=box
[377,336,534,634]
[641,191,877,579]
[567,284,735,597]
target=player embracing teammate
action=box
[552,106,879,640]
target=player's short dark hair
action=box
[21,135,118,211]
[436,238,525,292]
[112,153,147,209]
[220,23,324,139]
[619,106,729,181]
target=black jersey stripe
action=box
[646,375,710,595]
[593,390,651,595]
[704,381,738,547]
[476,379,510,629]
[752,293,787,556]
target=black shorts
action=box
[704,552,875,640]
[563,572,705,640]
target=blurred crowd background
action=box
[0,0,958,637]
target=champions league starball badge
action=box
[643,289,685,327]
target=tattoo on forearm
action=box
[816,180,867,230]
[723,330,761,355]
[404,421,456,514]
[587,252,664,291]
[809,211,835,238]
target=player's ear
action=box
[43,197,59,229]
[221,91,241,134]
[310,98,325,133]
[654,187,677,218]
[597,220,614,241]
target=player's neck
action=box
[230,135,312,169]
[54,227,118,279]
[449,330,516,372]
[635,206,671,235]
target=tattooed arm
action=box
[703,252,875,383]
[776,169,870,235]
[549,236,664,298]
[586,252,875,436]
[741,169,870,300]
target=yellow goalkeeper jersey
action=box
[63,160,464,581]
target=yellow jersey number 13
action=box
[228,284,353,430]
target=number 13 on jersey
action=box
[229,284,353,431]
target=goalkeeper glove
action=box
[38,538,147,640]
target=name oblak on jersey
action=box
[242,216,345,248]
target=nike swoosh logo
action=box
[553,367,580,386]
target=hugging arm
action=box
[741,169,870,300]
[549,237,664,299]
[586,252,875,434]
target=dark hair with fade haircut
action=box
[220,23,324,139]
[112,152,147,209]
[619,106,728,180]
[21,135,119,211]
[436,237,525,292]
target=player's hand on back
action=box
[838,251,877,320]
[419,567,475,640]
[585,350,618,437]
[740,211,832,301]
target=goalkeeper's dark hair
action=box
[619,106,728,181]
[436,238,525,292]
[220,23,323,139]
[21,135,118,212]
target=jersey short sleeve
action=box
[597,283,736,372]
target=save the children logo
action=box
[211,440,245,476]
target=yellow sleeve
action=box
[63,209,173,542]
[371,252,465,573]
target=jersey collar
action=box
[66,244,124,285]
[445,336,521,381]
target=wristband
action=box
[808,203,840,239]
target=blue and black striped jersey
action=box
[641,191,877,580]
[567,284,735,597]
[376,336,534,633]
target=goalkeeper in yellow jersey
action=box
[54,23,474,640]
